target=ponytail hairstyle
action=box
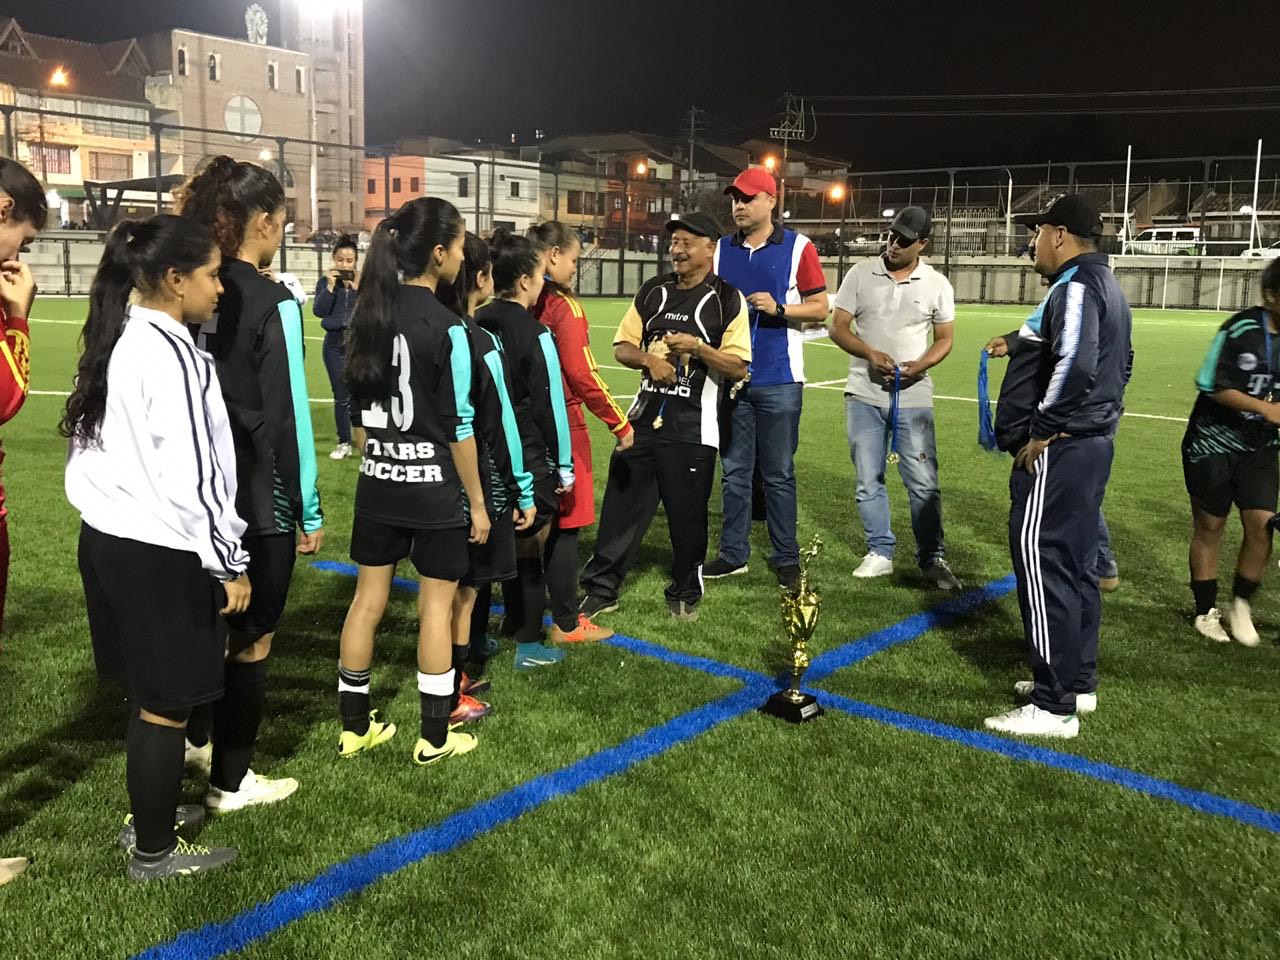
[174,155,285,258]
[437,231,493,319]
[489,226,542,298]
[60,215,218,442]
[527,220,580,294]
[346,196,464,398]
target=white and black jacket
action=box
[65,305,250,580]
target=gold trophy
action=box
[760,536,825,723]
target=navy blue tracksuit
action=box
[995,252,1133,715]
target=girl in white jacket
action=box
[63,215,251,882]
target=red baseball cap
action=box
[724,167,777,199]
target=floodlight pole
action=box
[1121,144,1132,255]
[1249,139,1262,251]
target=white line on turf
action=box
[31,388,336,404]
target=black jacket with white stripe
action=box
[995,252,1133,453]
[65,305,250,580]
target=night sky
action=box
[6,0,1277,173]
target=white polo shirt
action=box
[832,257,955,409]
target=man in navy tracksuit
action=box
[985,194,1133,740]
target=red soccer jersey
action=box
[0,302,30,427]
[533,285,632,439]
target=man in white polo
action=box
[829,206,960,589]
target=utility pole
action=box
[769,93,812,213]
[682,104,706,207]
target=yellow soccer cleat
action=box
[338,711,397,759]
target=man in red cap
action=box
[705,167,829,590]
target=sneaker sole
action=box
[983,720,1079,739]
[515,657,564,671]
[206,779,299,812]
[704,567,748,579]
[581,600,619,616]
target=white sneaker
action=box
[852,553,893,579]
[921,558,962,591]
[983,703,1079,739]
[1227,597,1261,648]
[184,739,212,778]
[206,769,298,813]
[329,443,354,460]
[1194,608,1231,644]
[1012,680,1095,715]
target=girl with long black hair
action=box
[476,231,575,670]
[176,156,322,811]
[64,215,248,880]
[437,232,537,721]
[337,198,491,765]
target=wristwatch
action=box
[775,303,786,318]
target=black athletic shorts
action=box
[516,474,562,538]
[225,533,297,644]
[462,507,516,586]
[79,523,227,714]
[351,515,469,581]
[1182,444,1279,518]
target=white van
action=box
[1127,226,1201,255]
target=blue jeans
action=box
[1096,510,1118,579]
[846,397,944,566]
[718,382,803,569]
[322,330,352,445]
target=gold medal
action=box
[652,416,664,430]
[886,452,900,465]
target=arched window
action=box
[208,53,220,81]
[176,46,187,76]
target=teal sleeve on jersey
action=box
[483,346,535,510]
[276,298,323,533]
[537,329,574,482]
[447,323,475,442]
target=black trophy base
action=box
[759,690,824,723]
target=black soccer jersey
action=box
[614,272,751,449]
[1184,307,1280,462]
[351,286,474,529]
[475,299,574,488]
[465,317,534,518]
[194,258,323,538]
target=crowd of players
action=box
[0,151,1275,882]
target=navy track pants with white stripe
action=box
[1008,435,1114,715]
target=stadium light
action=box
[830,184,845,202]
[763,155,777,172]
[1240,205,1254,214]
[258,148,273,163]
[49,66,69,87]
[882,208,896,217]
[782,210,792,219]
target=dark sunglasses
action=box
[887,231,921,249]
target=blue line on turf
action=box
[812,690,1280,835]
[312,559,421,593]
[805,574,1018,683]
[604,633,769,685]
[134,685,766,960]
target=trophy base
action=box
[759,690,824,723]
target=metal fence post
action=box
[383,152,392,225]
[153,123,164,213]
[62,239,72,296]
[619,169,630,297]
[276,136,289,271]
[1,106,14,159]
[1161,257,1169,310]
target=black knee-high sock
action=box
[500,576,523,637]
[211,659,266,792]
[1233,574,1260,602]
[338,664,371,735]
[515,557,546,645]
[450,644,471,712]
[127,716,187,856]
[419,670,453,748]
[1191,579,1218,617]
[185,704,213,747]
[545,527,580,632]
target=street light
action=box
[830,183,845,202]
[259,148,273,163]
[764,155,777,173]
[49,66,69,88]
[634,160,648,177]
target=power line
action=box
[814,103,1280,118]
[803,85,1280,102]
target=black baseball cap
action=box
[1014,193,1102,239]
[888,206,932,242]
[665,211,722,240]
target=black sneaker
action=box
[775,565,801,592]
[667,599,699,623]
[704,558,748,579]
[580,594,619,618]
[127,837,237,882]
[118,804,206,852]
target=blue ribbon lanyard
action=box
[885,368,902,464]
[1264,312,1274,401]
[977,349,999,451]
